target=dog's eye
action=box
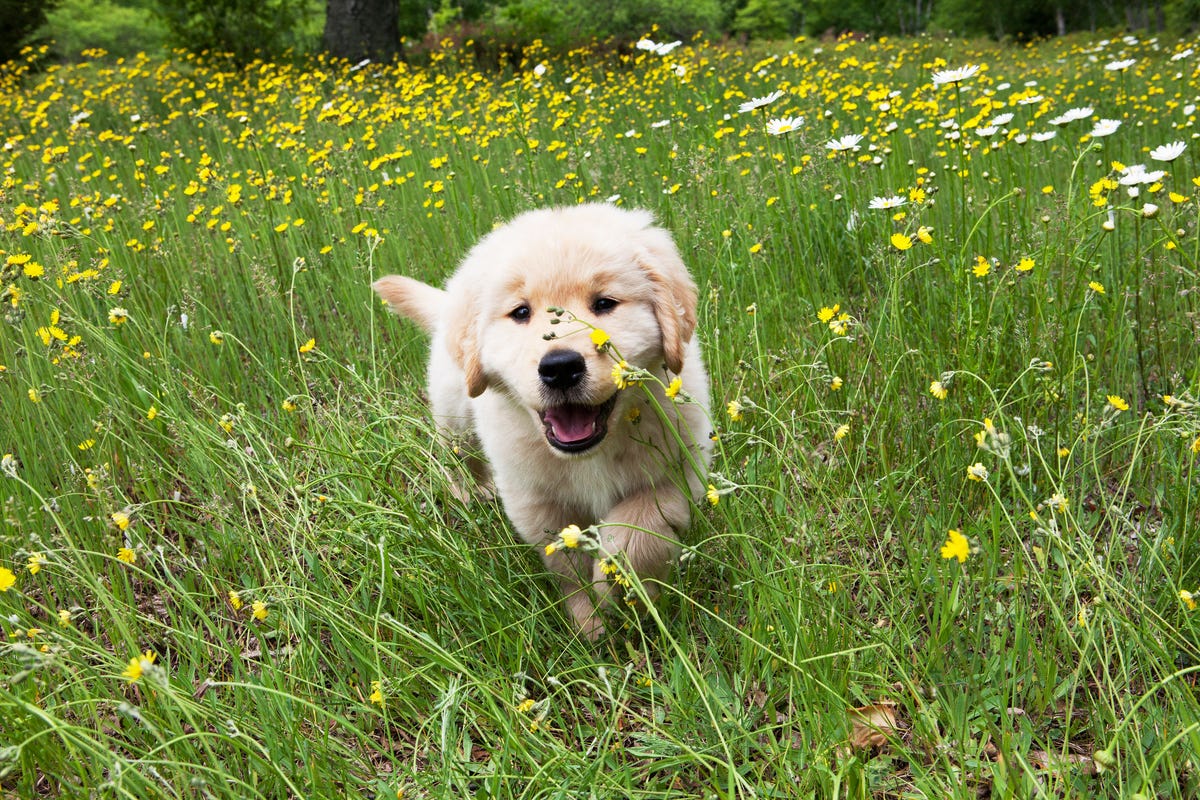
[508,304,532,323]
[591,297,619,314]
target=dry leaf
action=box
[848,702,902,750]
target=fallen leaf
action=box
[848,702,902,750]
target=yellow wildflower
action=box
[940,529,970,563]
[123,650,156,683]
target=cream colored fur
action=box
[373,204,712,639]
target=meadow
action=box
[1,28,1199,799]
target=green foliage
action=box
[153,0,315,61]
[492,0,722,49]
[0,0,58,63]
[45,0,167,59]
[3,28,1200,800]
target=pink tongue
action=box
[544,405,599,443]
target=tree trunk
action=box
[324,0,400,62]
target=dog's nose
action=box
[538,349,587,390]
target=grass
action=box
[1,29,1199,799]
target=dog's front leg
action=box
[505,499,608,640]
[592,482,690,610]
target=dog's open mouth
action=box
[538,395,618,453]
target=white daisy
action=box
[931,64,981,87]
[1090,118,1122,137]
[825,133,864,152]
[1149,140,1186,162]
[738,90,784,114]
[1105,58,1137,71]
[1031,131,1058,142]
[989,113,1015,126]
[1170,48,1193,62]
[868,195,906,210]
[1017,94,1045,106]
[1118,164,1166,186]
[636,38,681,56]
[765,115,804,135]
[975,125,999,137]
[1048,106,1094,125]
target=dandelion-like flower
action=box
[117,547,136,564]
[298,338,316,353]
[27,552,46,574]
[726,399,744,421]
[1089,281,1106,294]
[0,567,15,592]
[940,529,970,563]
[112,510,131,530]
[251,601,269,621]
[665,377,683,400]
[1182,590,1197,611]
[825,133,864,153]
[931,64,980,86]
[589,328,610,350]
[705,485,720,506]
[930,380,948,400]
[370,680,384,705]
[966,462,989,482]
[890,232,914,251]
[765,116,804,135]
[1149,141,1186,162]
[123,650,156,683]
[1107,394,1129,412]
[108,307,129,325]
[228,590,243,610]
[834,423,850,441]
[738,90,784,114]
[209,330,225,345]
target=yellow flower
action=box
[123,650,156,683]
[726,399,744,421]
[228,590,243,610]
[108,307,129,325]
[299,338,316,353]
[1182,590,1197,611]
[27,552,46,575]
[589,328,610,349]
[209,330,225,345]
[27,387,41,403]
[916,226,933,244]
[929,380,948,400]
[117,547,136,564]
[23,261,45,279]
[560,524,582,549]
[972,255,991,277]
[251,601,269,621]
[1015,257,1034,272]
[706,485,720,506]
[829,376,843,391]
[890,232,913,251]
[611,360,633,389]
[282,398,297,413]
[112,510,131,531]
[940,529,970,563]
[1107,394,1129,412]
[834,423,850,441]
[0,567,15,592]
[515,698,536,714]
[1191,435,1200,455]
[817,304,840,324]
[147,405,158,420]
[370,680,384,705]
[966,462,989,482]
[665,377,683,399]
[1089,281,1105,294]
[57,608,71,627]
[748,242,763,254]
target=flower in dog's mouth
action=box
[539,394,618,453]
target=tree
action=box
[323,0,400,61]
[0,0,59,63]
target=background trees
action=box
[4,0,1197,64]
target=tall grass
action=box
[1,31,1198,798]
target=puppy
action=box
[373,203,712,639]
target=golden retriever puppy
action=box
[373,203,712,639]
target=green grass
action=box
[1,31,1199,798]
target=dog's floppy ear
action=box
[636,225,698,375]
[443,284,489,398]
[373,274,488,397]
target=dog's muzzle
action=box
[537,349,616,453]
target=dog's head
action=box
[447,204,697,455]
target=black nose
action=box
[538,349,587,391]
